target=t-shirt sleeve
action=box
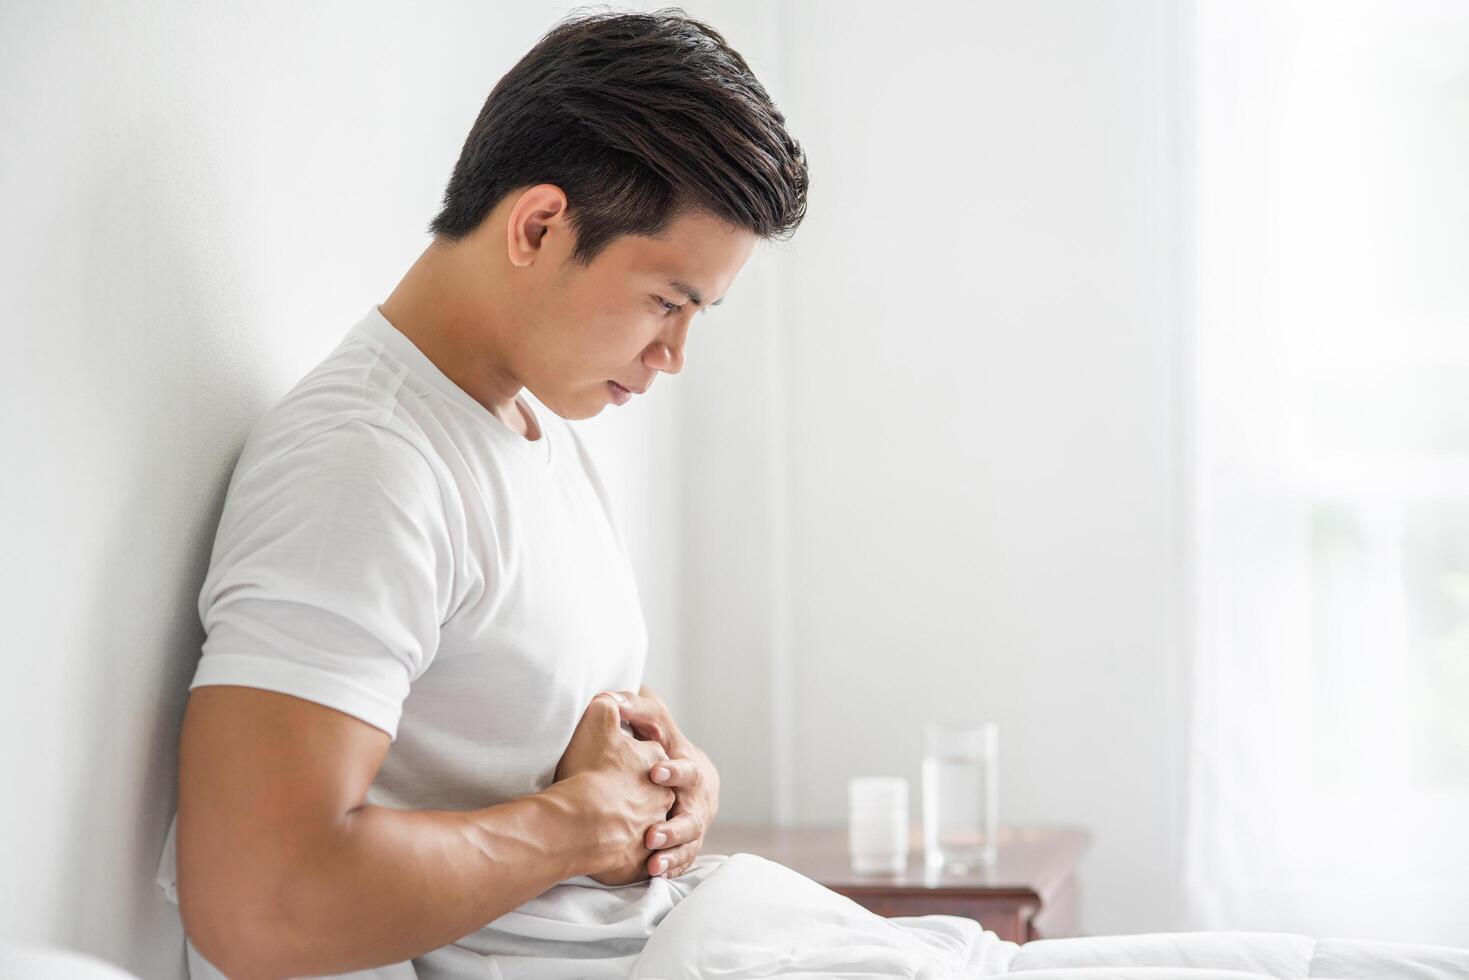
[189,417,452,741]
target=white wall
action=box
[680,0,1190,937]
[0,4,685,976]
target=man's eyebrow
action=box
[666,277,726,307]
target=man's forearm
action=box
[248,777,601,978]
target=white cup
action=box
[847,777,909,874]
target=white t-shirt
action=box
[155,305,725,980]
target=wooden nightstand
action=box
[701,823,1089,944]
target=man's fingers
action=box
[615,691,671,744]
[648,756,699,788]
[645,811,705,850]
[633,738,670,769]
[647,841,701,878]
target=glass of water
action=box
[921,721,998,871]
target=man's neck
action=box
[380,240,533,438]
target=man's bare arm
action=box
[177,686,605,979]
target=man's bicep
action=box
[175,685,390,961]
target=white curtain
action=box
[1184,0,1469,945]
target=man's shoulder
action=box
[234,339,443,488]
[274,332,417,429]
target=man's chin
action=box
[537,392,603,421]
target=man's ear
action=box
[506,183,570,268]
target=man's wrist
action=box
[528,775,606,879]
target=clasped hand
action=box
[610,686,721,879]
[554,685,721,883]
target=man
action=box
[154,7,808,978]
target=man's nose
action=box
[644,341,683,375]
[647,320,689,375]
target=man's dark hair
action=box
[429,6,809,266]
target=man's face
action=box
[509,203,758,420]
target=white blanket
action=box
[630,853,1469,980]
